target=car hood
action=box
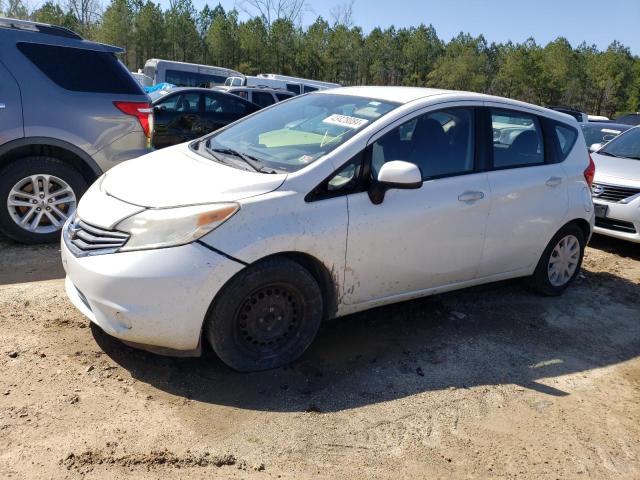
[592,152,640,184]
[101,144,287,208]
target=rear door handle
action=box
[0,103,6,109]
[458,191,485,204]
[545,176,563,187]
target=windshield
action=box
[202,93,399,173]
[599,127,640,160]
[581,124,627,146]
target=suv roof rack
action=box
[0,17,82,40]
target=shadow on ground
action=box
[93,265,640,413]
[0,235,64,285]
[589,233,640,261]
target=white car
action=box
[591,126,640,242]
[61,87,595,371]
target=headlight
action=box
[116,203,239,252]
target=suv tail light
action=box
[113,101,153,140]
[584,154,596,188]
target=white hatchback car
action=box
[61,87,595,371]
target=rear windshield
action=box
[204,93,399,173]
[17,42,143,95]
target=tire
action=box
[527,223,586,296]
[205,257,324,372]
[0,156,88,244]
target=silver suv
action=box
[0,18,152,243]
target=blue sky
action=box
[167,0,640,55]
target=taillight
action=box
[584,153,596,188]
[113,101,153,140]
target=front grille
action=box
[592,182,640,203]
[595,217,637,234]
[64,216,129,256]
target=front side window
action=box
[156,92,200,113]
[492,109,544,168]
[203,94,398,173]
[598,127,640,160]
[371,107,475,180]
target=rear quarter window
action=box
[17,42,142,95]
[554,123,578,161]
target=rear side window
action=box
[304,85,318,93]
[286,83,301,94]
[491,109,544,168]
[276,93,293,101]
[554,124,578,160]
[17,42,142,94]
[252,91,276,108]
[205,93,256,115]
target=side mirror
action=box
[369,160,423,204]
[589,143,603,153]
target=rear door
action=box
[0,60,23,144]
[152,91,203,148]
[478,105,569,277]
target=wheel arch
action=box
[564,218,591,243]
[0,137,102,184]
[206,251,339,327]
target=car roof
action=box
[580,122,631,130]
[217,85,292,93]
[318,86,573,121]
[151,86,258,104]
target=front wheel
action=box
[527,224,586,296]
[205,258,324,372]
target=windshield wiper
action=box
[209,147,279,174]
[597,150,621,158]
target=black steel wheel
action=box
[205,257,323,372]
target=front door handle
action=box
[545,176,563,187]
[0,103,6,109]
[458,191,485,204]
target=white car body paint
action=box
[62,87,594,354]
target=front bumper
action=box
[61,239,244,352]
[593,199,640,243]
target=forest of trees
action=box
[2,0,639,117]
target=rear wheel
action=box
[527,224,586,296]
[0,157,88,244]
[205,257,323,372]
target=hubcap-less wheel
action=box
[233,283,304,358]
[7,174,76,233]
[548,234,580,287]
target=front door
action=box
[343,105,491,306]
[153,91,203,148]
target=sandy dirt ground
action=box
[0,234,639,479]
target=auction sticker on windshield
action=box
[323,114,369,129]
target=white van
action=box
[143,59,242,87]
[225,74,341,95]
